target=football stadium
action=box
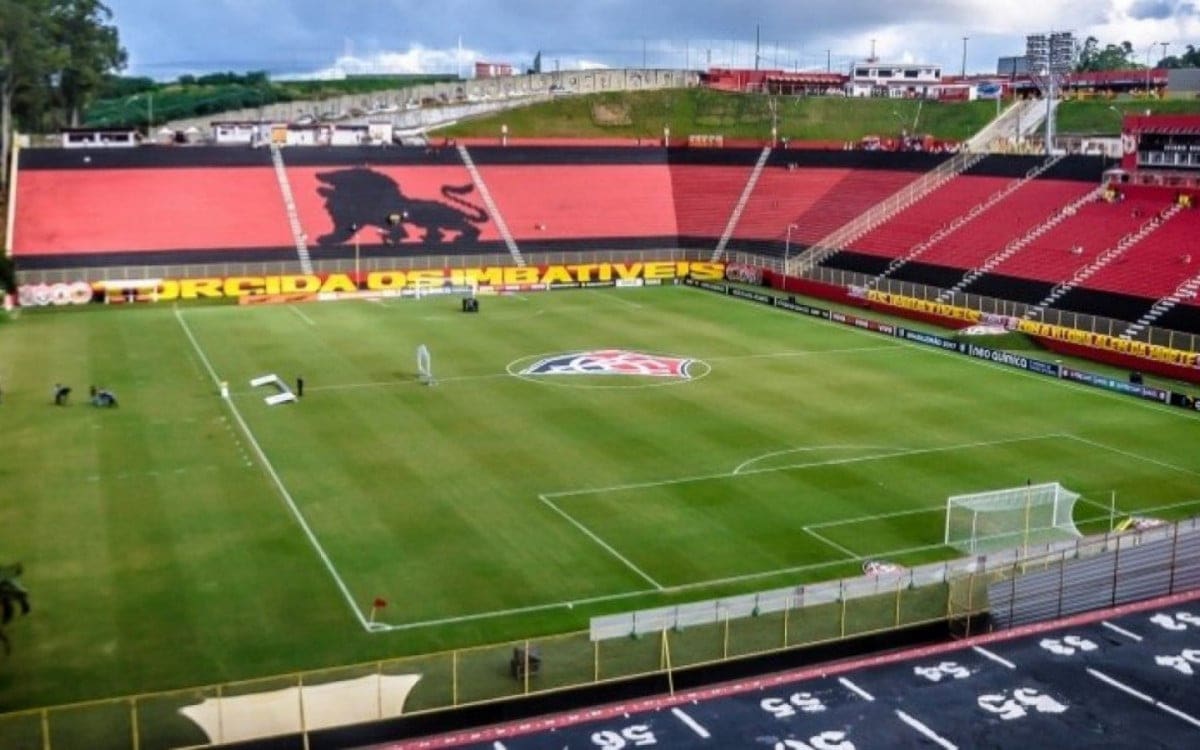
[2,8,1200,750]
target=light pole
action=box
[962,37,969,77]
[1146,42,1162,97]
[784,223,798,276]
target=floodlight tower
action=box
[1025,32,1076,155]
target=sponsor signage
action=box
[1017,319,1200,369]
[687,280,1194,413]
[729,287,773,305]
[866,290,982,323]
[898,328,959,350]
[18,262,724,306]
[773,297,828,319]
[1060,367,1170,403]
[956,342,1061,377]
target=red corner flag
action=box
[373,597,388,609]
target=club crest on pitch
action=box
[520,350,697,378]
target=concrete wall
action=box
[164,68,701,137]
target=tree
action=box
[1,0,124,190]
[1158,44,1200,69]
[1,563,31,656]
[1076,36,1137,72]
[0,0,52,191]
[51,0,126,127]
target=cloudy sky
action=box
[106,0,1199,80]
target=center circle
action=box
[505,350,712,389]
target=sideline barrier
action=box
[686,278,1200,414]
[5,518,1194,750]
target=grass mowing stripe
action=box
[538,494,665,590]
[543,433,1065,499]
[288,304,317,326]
[1064,433,1200,478]
[173,307,371,631]
[689,285,1200,422]
[802,527,861,559]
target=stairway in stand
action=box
[796,149,986,274]
[270,144,313,274]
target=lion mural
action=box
[314,168,488,246]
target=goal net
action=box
[944,482,1082,554]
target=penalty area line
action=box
[173,307,372,632]
[802,527,860,560]
[538,494,664,591]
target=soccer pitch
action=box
[2,284,1199,709]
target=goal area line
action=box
[157,327,1196,637]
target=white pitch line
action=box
[803,527,859,560]
[543,434,1063,500]
[839,677,875,702]
[1064,434,1200,479]
[733,444,901,475]
[306,372,511,393]
[707,344,901,362]
[697,284,1200,422]
[806,504,946,530]
[370,585,659,632]
[287,304,317,326]
[671,707,711,738]
[538,494,664,590]
[1088,667,1200,728]
[174,307,371,631]
[596,290,643,309]
[973,645,1016,669]
[895,710,957,750]
[373,539,960,631]
[1102,621,1143,642]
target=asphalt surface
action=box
[388,591,1200,750]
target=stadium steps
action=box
[270,144,313,274]
[939,186,1105,300]
[795,149,986,273]
[1025,203,1184,320]
[711,146,772,264]
[1122,242,1200,338]
[457,145,525,267]
[869,154,1066,288]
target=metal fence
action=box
[6,518,1196,749]
[778,259,1200,353]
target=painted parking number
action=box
[591,725,656,749]
[773,731,856,750]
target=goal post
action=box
[944,482,1082,554]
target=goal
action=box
[944,482,1082,554]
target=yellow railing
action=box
[0,582,964,750]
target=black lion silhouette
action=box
[314,168,488,246]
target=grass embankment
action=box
[442,89,999,142]
[1056,97,1200,135]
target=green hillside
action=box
[1056,97,1200,134]
[441,88,999,141]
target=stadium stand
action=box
[1082,205,1200,299]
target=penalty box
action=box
[539,435,1102,590]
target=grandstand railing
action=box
[3,517,1193,750]
[726,251,1200,353]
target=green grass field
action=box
[2,285,1199,713]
